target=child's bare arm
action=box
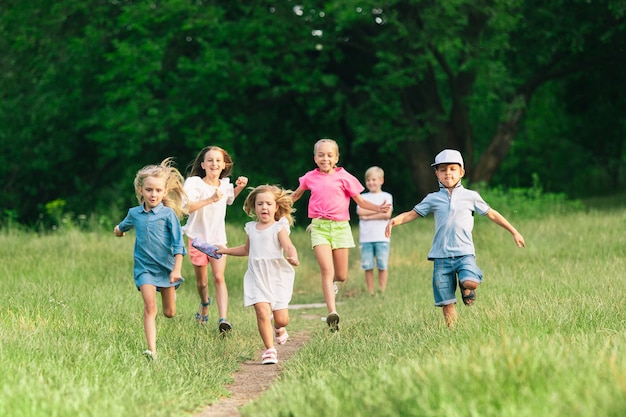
[291,186,305,203]
[359,210,392,220]
[385,210,420,237]
[486,209,526,248]
[170,254,184,283]
[352,194,391,213]
[233,176,249,199]
[216,238,250,257]
[278,228,299,266]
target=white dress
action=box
[243,217,295,310]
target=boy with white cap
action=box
[385,149,525,327]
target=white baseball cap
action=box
[431,149,464,169]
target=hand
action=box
[513,232,526,248]
[285,256,299,266]
[378,200,392,213]
[211,189,223,203]
[215,245,227,255]
[384,220,395,238]
[169,271,183,283]
[235,176,248,188]
[114,226,125,237]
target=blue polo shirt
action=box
[118,203,186,288]
[413,183,490,259]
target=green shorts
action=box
[310,218,355,249]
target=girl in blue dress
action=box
[114,158,187,360]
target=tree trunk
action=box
[471,94,528,184]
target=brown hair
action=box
[187,145,234,179]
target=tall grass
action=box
[1,198,625,416]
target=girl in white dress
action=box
[216,185,299,365]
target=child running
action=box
[291,139,391,331]
[216,185,299,365]
[183,146,248,333]
[114,158,187,360]
[385,149,526,327]
[357,166,393,296]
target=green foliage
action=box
[473,174,584,219]
[0,0,624,228]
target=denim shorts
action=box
[359,242,390,270]
[309,219,355,249]
[432,255,482,306]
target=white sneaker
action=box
[261,348,278,365]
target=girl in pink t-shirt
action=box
[292,139,391,331]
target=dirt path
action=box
[194,304,325,417]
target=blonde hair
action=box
[313,138,340,156]
[365,166,385,180]
[242,185,296,226]
[134,158,188,219]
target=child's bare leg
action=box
[193,264,210,317]
[254,303,274,349]
[332,248,349,283]
[314,244,336,313]
[272,308,290,329]
[378,269,388,293]
[365,269,375,295]
[210,257,229,320]
[140,285,158,353]
[160,286,177,318]
[442,303,457,328]
[273,308,290,341]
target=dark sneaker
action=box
[218,318,233,334]
[326,312,340,332]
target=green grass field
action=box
[1,203,625,416]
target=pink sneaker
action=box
[192,238,222,259]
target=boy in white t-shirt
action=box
[356,166,393,296]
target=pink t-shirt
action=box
[298,167,364,221]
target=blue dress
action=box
[117,203,186,290]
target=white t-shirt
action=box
[357,191,393,243]
[182,176,235,245]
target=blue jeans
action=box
[432,255,482,306]
[359,242,390,270]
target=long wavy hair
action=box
[133,157,188,219]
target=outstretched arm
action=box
[216,237,250,257]
[352,194,391,214]
[486,209,526,248]
[385,210,420,238]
